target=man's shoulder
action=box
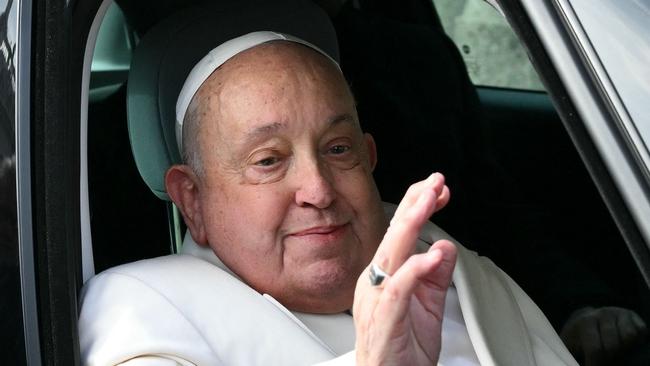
[79,253,264,333]
[84,254,227,288]
[79,255,338,366]
[80,254,247,310]
[79,255,222,365]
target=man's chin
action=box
[285,265,359,313]
[284,287,355,314]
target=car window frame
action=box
[565,0,650,162]
[21,0,650,363]
[15,0,41,363]
[25,0,105,363]
[556,0,650,196]
[497,0,650,286]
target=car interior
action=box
[82,0,649,363]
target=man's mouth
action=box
[290,224,347,237]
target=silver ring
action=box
[369,263,389,287]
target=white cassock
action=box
[79,204,578,366]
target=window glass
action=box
[433,0,545,91]
[569,0,650,158]
[0,0,27,363]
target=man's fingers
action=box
[376,241,457,324]
[429,240,457,277]
[374,174,446,273]
[375,188,436,273]
[436,185,450,213]
[381,250,443,316]
[391,173,445,223]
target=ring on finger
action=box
[369,263,389,287]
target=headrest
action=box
[127,0,339,200]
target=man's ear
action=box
[364,133,378,171]
[165,165,208,246]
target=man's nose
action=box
[294,159,336,209]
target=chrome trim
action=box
[555,0,650,181]
[16,0,43,363]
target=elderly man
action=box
[79,30,577,365]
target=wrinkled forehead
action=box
[192,42,357,150]
[175,31,341,153]
[199,41,346,101]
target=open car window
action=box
[84,0,650,340]
[15,0,650,363]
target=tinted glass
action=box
[570,0,650,153]
[0,0,26,364]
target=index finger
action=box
[391,173,446,224]
[373,174,444,274]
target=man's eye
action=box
[255,157,279,167]
[329,145,351,155]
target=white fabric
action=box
[79,203,578,366]
[180,207,479,365]
[291,311,355,356]
[175,31,340,153]
[440,287,481,366]
[79,255,337,365]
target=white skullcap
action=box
[175,31,340,154]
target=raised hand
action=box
[353,173,457,366]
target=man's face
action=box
[185,43,386,313]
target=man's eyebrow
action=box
[243,114,354,144]
[244,122,286,141]
[328,113,355,125]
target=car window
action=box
[78,2,650,365]
[433,0,544,91]
[0,0,27,364]
[427,1,649,362]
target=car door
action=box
[1,0,28,364]
[8,0,107,363]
